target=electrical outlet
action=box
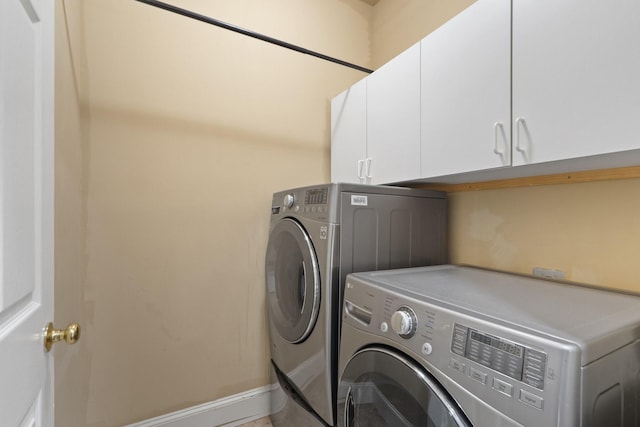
[532,267,565,280]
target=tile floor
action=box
[237,416,273,427]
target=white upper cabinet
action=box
[331,43,421,185]
[366,42,421,184]
[512,0,640,166]
[421,0,511,178]
[332,0,640,184]
[331,79,367,183]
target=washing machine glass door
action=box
[265,218,321,344]
[339,347,471,427]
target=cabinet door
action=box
[513,0,640,166]
[367,43,421,184]
[331,79,367,183]
[421,0,511,178]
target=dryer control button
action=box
[421,342,433,356]
[283,193,295,209]
[380,322,388,333]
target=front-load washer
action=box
[338,265,640,426]
[266,183,447,426]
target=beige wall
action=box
[371,0,474,68]
[55,0,640,426]
[449,179,640,293]
[56,0,370,425]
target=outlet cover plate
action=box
[532,267,565,280]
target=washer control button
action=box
[519,389,544,410]
[390,307,417,339]
[380,322,388,333]
[469,367,488,385]
[421,342,433,356]
[492,378,514,397]
[449,358,465,374]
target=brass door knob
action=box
[44,322,80,352]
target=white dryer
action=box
[338,265,640,426]
[266,184,447,426]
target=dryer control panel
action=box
[271,186,332,221]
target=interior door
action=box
[0,0,55,425]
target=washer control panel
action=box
[451,323,547,390]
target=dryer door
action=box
[338,347,472,427]
[265,218,321,344]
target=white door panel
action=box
[0,0,54,425]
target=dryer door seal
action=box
[266,218,321,344]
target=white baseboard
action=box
[125,385,272,427]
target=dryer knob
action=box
[283,193,295,209]
[390,307,417,339]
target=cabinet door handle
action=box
[515,117,527,153]
[365,158,373,179]
[493,122,504,155]
[357,159,365,180]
